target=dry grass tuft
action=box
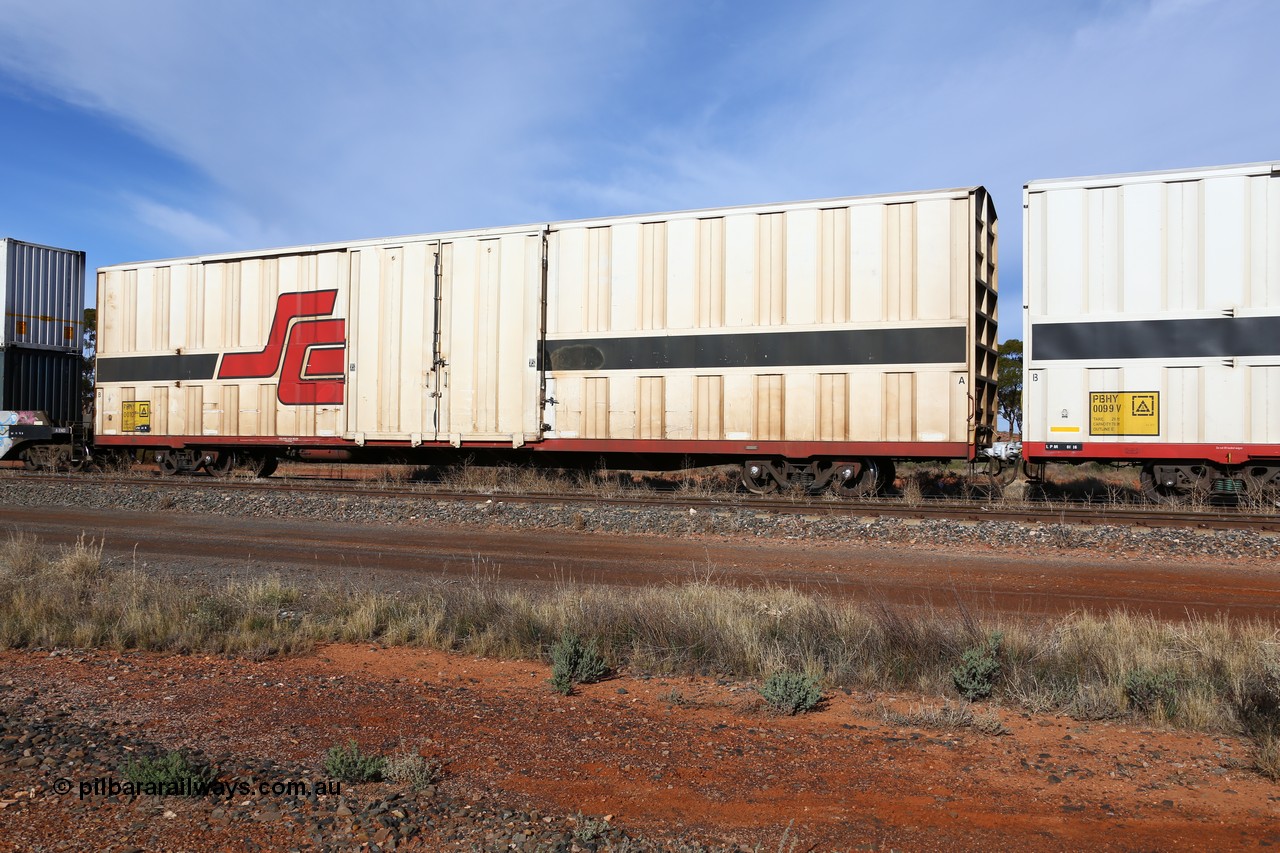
[2,532,1279,769]
[882,701,975,730]
[1253,734,1280,780]
[0,530,44,577]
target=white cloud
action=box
[0,1,644,249]
[122,195,243,258]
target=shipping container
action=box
[96,225,544,452]
[542,189,999,470]
[0,346,81,425]
[1,238,86,351]
[1022,161,1280,501]
[95,187,998,492]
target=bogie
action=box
[740,460,781,495]
[20,443,73,472]
[1138,463,1211,505]
[156,449,197,476]
[741,458,894,498]
[1242,465,1280,505]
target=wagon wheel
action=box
[740,461,779,495]
[249,454,278,479]
[831,458,881,498]
[1242,466,1280,507]
[985,457,1019,487]
[20,446,45,472]
[876,458,896,493]
[157,451,184,476]
[207,451,237,478]
[20,444,71,472]
[67,446,93,473]
[1138,463,1205,506]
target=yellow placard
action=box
[122,401,151,433]
[1090,392,1158,436]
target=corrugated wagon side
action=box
[94,224,546,474]
[541,187,998,494]
[94,186,998,495]
[1022,161,1280,503]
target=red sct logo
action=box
[217,290,346,405]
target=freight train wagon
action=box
[94,186,999,495]
[0,238,86,467]
[1022,161,1280,503]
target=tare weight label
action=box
[1089,392,1158,436]
[122,401,152,433]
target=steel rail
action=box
[6,470,1278,534]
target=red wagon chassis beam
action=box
[1024,442,1280,467]
[94,434,980,460]
[533,438,976,460]
[95,435,351,448]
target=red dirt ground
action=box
[2,644,1277,851]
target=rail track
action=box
[7,467,1279,534]
[5,466,1278,621]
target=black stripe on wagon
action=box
[97,354,220,383]
[1032,316,1280,361]
[540,326,967,372]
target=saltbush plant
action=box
[952,632,1003,701]
[1124,667,1179,718]
[549,630,609,695]
[760,671,823,715]
[384,748,442,792]
[120,750,214,795]
[323,740,385,783]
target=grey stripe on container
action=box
[541,326,968,372]
[1032,316,1280,361]
[97,354,220,383]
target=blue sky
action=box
[0,0,1275,336]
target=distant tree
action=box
[81,307,96,419]
[996,338,1023,437]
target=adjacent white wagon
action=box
[1022,161,1280,501]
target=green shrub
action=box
[952,632,1003,701]
[323,740,385,783]
[1124,667,1179,717]
[573,813,609,843]
[760,671,823,715]
[190,596,237,632]
[120,750,214,795]
[548,630,609,695]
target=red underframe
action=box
[1025,442,1280,466]
[94,434,977,460]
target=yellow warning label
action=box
[122,401,151,433]
[1090,392,1158,436]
